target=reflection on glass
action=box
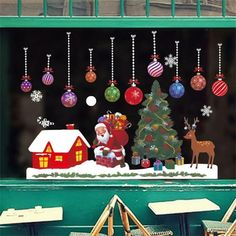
[72,0,92,16]
[201,0,222,16]
[22,0,43,16]
[0,0,17,16]
[99,0,120,16]
[125,0,146,16]
[227,0,236,16]
[150,0,171,16]
[175,0,197,16]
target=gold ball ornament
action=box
[85,70,97,83]
[154,147,158,153]
[151,124,159,130]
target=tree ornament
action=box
[104,37,120,102]
[151,124,159,130]
[147,31,163,78]
[85,48,97,83]
[169,41,185,98]
[61,32,77,108]
[42,54,54,85]
[212,43,228,96]
[148,104,158,112]
[190,48,206,91]
[20,47,32,92]
[125,35,143,105]
[145,134,153,142]
[141,158,151,168]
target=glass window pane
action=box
[150,0,171,16]
[227,1,236,16]
[125,0,146,16]
[22,0,43,16]
[0,0,17,16]
[175,0,197,16]
[201,0,222,16]
[47,0,66,16]
[73,0,92,16]
[99,0,120,16]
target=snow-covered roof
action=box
[28,129,90,153]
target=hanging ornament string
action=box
[85,48,96,83]
[212,43,228,96]
[61,32,77,107]
[20,47,32,92]
[191,48,206,91]
[169,41,185,98]
[147,31,163,78]
[104,37,120,102]
[124,34,143,105]
[42,54,54,85]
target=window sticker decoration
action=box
[42,54,54,86]
[85,48,97,83]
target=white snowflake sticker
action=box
[31,90,43,102]
[201,105,213,117]
[37,116,54,128]
[164,54,178,68]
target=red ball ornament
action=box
[212,79,228,96]
[190,73,206,91]
[85,70,96,83]
[124,86,143,105]
[145,134,153,142]
[141,159,151,168]
[148,105,158,112]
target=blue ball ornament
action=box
[169,81,185,98]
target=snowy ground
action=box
[26,160,218,179]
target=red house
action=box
[28,125,90,169]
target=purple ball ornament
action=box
[42,68,54,85]
[20,76,32,92]
[147,57,163,78]
[61,86,77,108]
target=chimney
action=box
[66,124,75,130]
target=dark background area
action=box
[0,28,235,178]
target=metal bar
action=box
[171,0,175,17]
[146,0,150,17]
[95,0,99,17]
[197,0,201,17]
[43,0,48,17]
[222,0,226,17]
[120,0,125,17]
[1,17,236,28]
[17,0,22,17]
[69,0,73,17]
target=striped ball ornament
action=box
[212,80,228,96]
[42,72,54,85]
[147,60,163,78]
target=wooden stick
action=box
[222,198,236,223]
[117,201,131,236]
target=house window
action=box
[76,138,82,146]
[55,156,63,162]
[39,157,48,168]
[45,145,52,153]
[75,151,82,162]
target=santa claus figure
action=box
[93,122,128,168]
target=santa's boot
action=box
[119,158,125,168]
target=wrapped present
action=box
[153,160,163,171]
[175,156,184,165]
[131,155,141,165]
[165,159,175,169]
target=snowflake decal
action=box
[201,105,213,117]
[164,54,178,68]
[37,116,54,128]
[31,90,43,102]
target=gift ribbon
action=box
[108,80,118,85]
[150,54,160,60]
[215,73,224,79]
[172,76,182,82]
[128,79,140,85]
[64,85,75,90]
[194,67,203,73]
[86,66,96,71]
[21,75,31,80]
[43,67,54,73]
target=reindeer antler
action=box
[184,117,191,130]
[192,117,199,129]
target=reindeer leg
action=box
[207,155,211,168]
[190,155,195,168]
[195,154,199,169]
[211,152,215,169]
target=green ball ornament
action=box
[104,85,120,102]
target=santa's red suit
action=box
[93,123,128,161]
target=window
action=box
[76,151,82,162]
[45,145,52,153]
[39,157,48,168]
[55,156,63,162]
[76,139,82,147]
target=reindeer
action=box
[183,117,215,169]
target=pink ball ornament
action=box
[212,79,228,97]
[61,90,77,108]
[42,72,54,85]
[147,60,163,78]
[124,86,143,105]
[190,73,206,91]
[20,80,32,92]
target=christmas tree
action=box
[132,80,182,161]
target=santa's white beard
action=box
[97,130,110,144]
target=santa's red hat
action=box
[94,122,111,131]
